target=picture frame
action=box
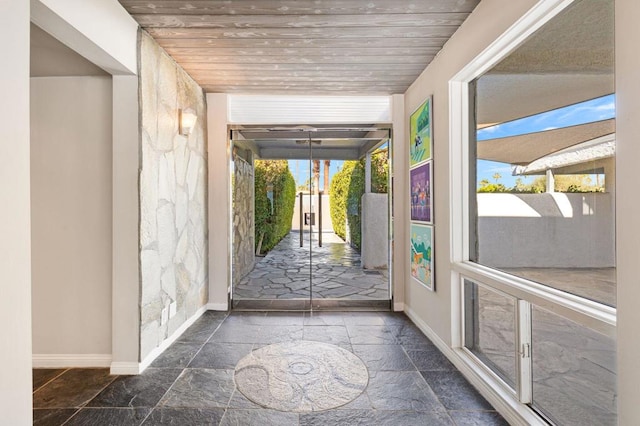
[410,161,432,223]
[410,223,434,291]
[409,96,433,167]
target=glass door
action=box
[230,126,391,311]
[308,143,391,310]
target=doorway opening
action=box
[230,125,392,311]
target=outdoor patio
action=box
[233,232,389,301]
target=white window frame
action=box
[449,0,616,422]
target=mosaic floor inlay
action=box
[234,340,368,412]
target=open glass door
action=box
[230,125,391,311]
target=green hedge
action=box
[329,149,388,250]
[254,160,296,253]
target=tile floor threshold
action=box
[33,310,507,426]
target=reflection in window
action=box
[464,280,517,389]
[470,0,616,307]
[532,305,616,425]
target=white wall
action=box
[0,1,33,424]
[31,0,138,74]
[477,193,615,268]
[30,77,113,360]
[207,93,231,310]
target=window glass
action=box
[464,280,517,389]
[532,305,616,425]
[470,0,615,307]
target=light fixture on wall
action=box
[179,108,197,136]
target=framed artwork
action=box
[409,96,432,166]
[410,161,432,223]
[410,223,434,291]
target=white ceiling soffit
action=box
[477,118,615,165]
[118,0,480,94]
[513,133,615,176]
[477,0,614,126]
[228,95,391,124]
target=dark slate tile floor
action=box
[32,310,508,425]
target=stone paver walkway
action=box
[234,232,389,300]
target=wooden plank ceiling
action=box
[119,0,479,94]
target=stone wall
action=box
[233,155,255,284]
[139,30,208,360]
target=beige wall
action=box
[30,77,113,357]
[615,0,640,423]
[0,1,32,423]
[403,0,539,344]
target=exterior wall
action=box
[0,1,32,423]
[291,194,334,233]
[139,31,208,360]
[361,193,389,269]
[233,156,255,284]
[30,76,113,359]
[477,193,615,267]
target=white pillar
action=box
[545,169,555,193]
[207,94,230,310]
[0,1,32,423]
[111,76,141,374]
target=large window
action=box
[456,1,617,424]
[470,0,616,308]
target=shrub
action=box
[329,148,388,250]
[254,160,296,253]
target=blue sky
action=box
[476,94,615,188]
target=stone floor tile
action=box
[346,325,401,345]
[32,369,66,392]
[33,368,116,409]
[188,342,254,369]
[87,368,182,408]
[142,407,225,425]
[33,408,77,426]
[303,325,351,346]
[406,347,456,371]
[65,407,150,426]
[448,410,509,425]
[299,409,377,426]
[375,410,455,425]
[220,409,299,426]
[159,369,234,409]
[367,370,445,412]
[352,344,415,371]
[150,342,202,368]
[420,370,494,411]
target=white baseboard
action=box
[33,354,112,368]
[393,302,405,312]
[110,362,140,375]
[206,302,228,311]
[137,305,208,373]
[404,306,545,426]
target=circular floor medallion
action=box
[234,341,368,412]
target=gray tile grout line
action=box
[32,367,70,394]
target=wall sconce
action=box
[179,108,197,136]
